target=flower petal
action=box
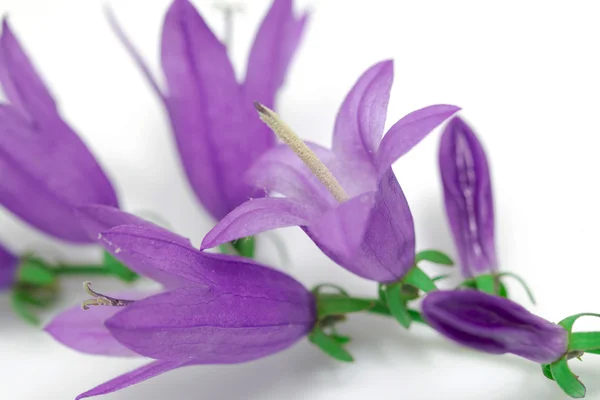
[44,291,150,357]
[332,60,393,172]
[161,0,272,220]
[201,197,317,250]
[244,0,308,108]
[439,117,496,278]
[0,242,17,289]
[75,359,190,400]
[0,19,56,121]
[422,290,568,364]
[376,104,460,175]
[0,106,118,242]
[106,286,314,361]
[307,169,415,282]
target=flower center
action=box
[254,102,349,203]
[81,281,135,310]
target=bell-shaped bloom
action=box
[0,20,118,243]
[45,205,316,399]
[111,0,307,220]
[439,117,496,278]
[0,242,18,290]
[201,60,460,283]
[422,290,567,364]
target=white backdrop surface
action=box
[0,0,600,399]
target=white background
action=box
[0,0,600,399]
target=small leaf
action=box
[331,334,351,345]
[232,236,255,258]
[541,364,554,381]
[317,295,373,318]
[474,274,496,295]
[570,332,600,352]
[459,279,477,289]
[17,259,55,286]
[497,272,535,304]
[550,358,586,398]
[312,284,349,297]
[367,300,392,316]
[415,250,454,266]
[498,281,509,298]
[11,290,40,325]
[408,309,426,325]
[584,349,600,355]
[559,313,600,334]
[403,267,437,293]
[432,274,451,282]
[384,284,412,329]
[377,283,386,302]
[308,328,353,362]
[103,252,138,282]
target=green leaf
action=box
[408,309,426,325]
[498,281,509,298]
[584,349,600,355]
[474,274,496,295]
[432,274,452,282]
[331,334,351,345]
[317,295,373,318]
[459,279,477,289]
[11,290,40,325]
[497,272,536,304]
[559,313,600,333]
[308,328,353,362]
[232,236,255,258]
[384,284,412,329]
[103,252,138,282]
[403,267,437,293]
[550,358,586,398]
[570,332,600,352]
[541,364,554,381]
[17,259,55,286]
[415,250,454,266]
[377,283,386,302]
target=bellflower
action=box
[111,0,308,220]
[439,117,496,278]
[202,60,460,283]
[46,205,316,399]
[0,20,118,243]
[422,290,567,364]
[0,241,18,290]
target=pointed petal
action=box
[307,169,415,282]
[0,106,118,242]
[106,285,314,361]
[439,117,496,278]
[161,0,273,220]
[44,291,151,357]
[0,19,56,120]
[244,0,309,108]
[0,242,17,289]
[376,104,460,175]
[332,60,393,171]
[75,205,191,247]
[422,290,568,363]
[76,359,189,400]
[201,197,317,249]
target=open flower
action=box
[0,242,18,290]
[45,205,316,399]
[439,117,496,278]
[202,60,460,283]
[422,290,567,363]
[111,0,308,220]
[0,20,118,243]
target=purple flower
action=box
[201,60,460,283]
[112,0,307,220]
[0,242,18,290]
[45,205,316,399]
[439,117,496,278]
[0,20,118,243]
[422,290,567,363]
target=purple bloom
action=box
[0,20,118,243]
[201,60,460,283]
[112,0,307,220]
[439,117,496,278]
[422,290,567,363]
[0,242,18,290]
[45,205,316,399]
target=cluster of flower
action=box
[0,0,597,399]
